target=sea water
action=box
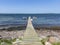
[0,14,60,26]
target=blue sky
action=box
[0,0,60,13]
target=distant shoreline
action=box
[0,24,60,31]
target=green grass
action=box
[52,42,60,45]
[0,38,60,45]
[0,38,22,45]
[0,39,12,45]
[41,37,49,45]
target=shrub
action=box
[11,38,16,42]
[41,38,48,45]
[0,39,12,45]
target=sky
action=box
[0,0,60,13]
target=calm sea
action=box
[0,14,60,26]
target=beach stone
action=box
[12,39,22,45]
[49,36,56,43]
[45,41,52,45]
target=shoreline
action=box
[0,25,60,31]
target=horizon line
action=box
[0,13,60,14]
